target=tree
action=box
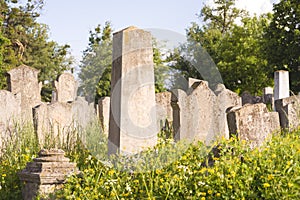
[0,0,73,101]
[200,0,245,33]
[78,22,113,103]
[169,0,273,94]
[217,15,273,94]
[264,0,300,92]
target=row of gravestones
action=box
[0,65,95,152]
[100,27,300,155]
[1,26,299,157]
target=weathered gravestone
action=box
[33,102,74,146]
[172,79,241,144]
[155,91,173,131]
[214,84,242,139]
[275,95,300,131]
[108,26,158,155]
[54,72,78,103]
[18,149,79,200]
[33,98,95,147]
[72,96,95,129]
[7,65,42,119]
[0,90,21,152]
[227,103,280,148]
[171,80,218,144]
[98,97,110,136]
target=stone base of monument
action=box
[18,149,79,200]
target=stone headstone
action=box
[275,95,300,131]
[155,91,173,130]
[54,72,78,103]
[108,26,158,155]
[72,96,95,129]
[214,84,242,139]
[274,70,289,101]
[7,65,42,119]
[172,80,218,144]
[0,90,21,152]
[33,102,74,146]
[227,103,280,148]
[98,97,110,135]
[18,149,79,200]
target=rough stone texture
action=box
[54,72,78,103]
[7,65,42,119]
[109,26,158,155]
[33,98,95,146]
[98,97,110,135]
[214,84,242,139]
[155,91,173,130]
[18,149,79,200]
[0,90,21,152]
[275,95,300,131]
[33,102,74,146]
[172,80,218,144]
[227,103,280,148]
[72,96,95,129]
[241,91,262,105]
[274,70,289,101]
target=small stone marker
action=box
[155,91,173,131]
[274,70,289,101]
[54,72,78,103]
[98,97,110,135]
[108,26,158,155]
[263,86,274,108]
[275,95,300,131]
[18,149,79,200]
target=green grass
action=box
[1,123,300,200]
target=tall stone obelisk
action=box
[108,27,158,155]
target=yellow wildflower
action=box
[263,183,270,188]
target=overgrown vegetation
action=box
[1,122,300,199]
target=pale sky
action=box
[37,0,279,64]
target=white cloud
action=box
[206,0,280,16]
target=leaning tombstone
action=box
[108,27,158,155]
[275,95,300,131]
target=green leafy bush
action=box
[55,130,300,199]
[1,124,300,200]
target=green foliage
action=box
[264,0,300,93]
[54,130,300,199]
[170,0,273,95]
[0,123,39,200]
[78,22,113,103]
[1,122,300,199]
[200,0,246,33]
[217,15,273,95]
[0,0,73,101]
